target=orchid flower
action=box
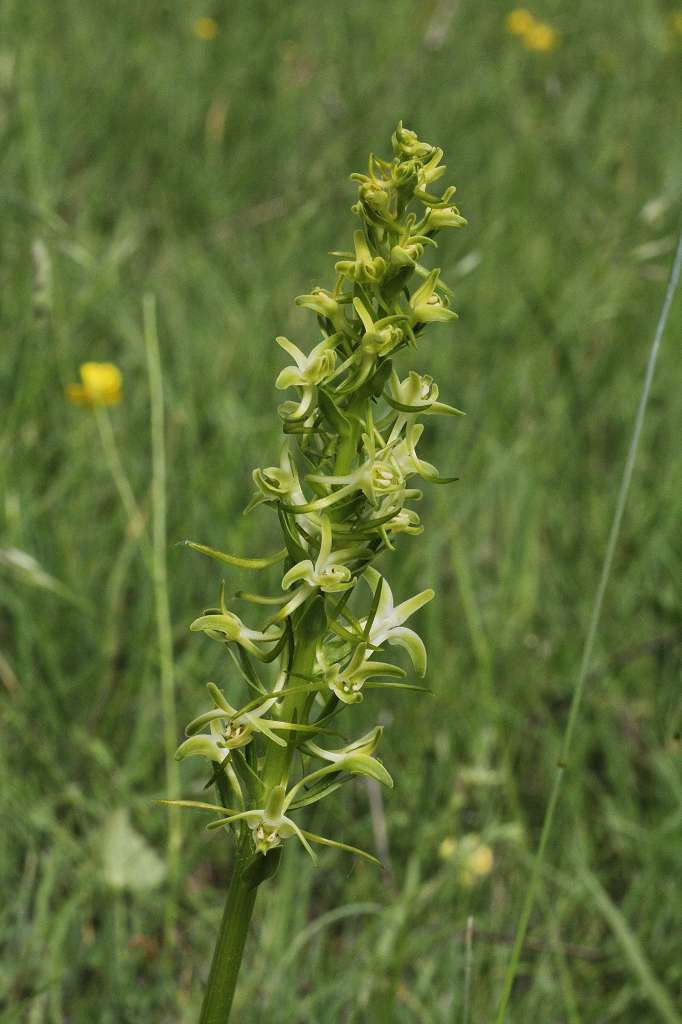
[273,515,358,622]
[361,566,434,676]
[176,678,307,761]
[190,585,283,659]
[408,268,459,325]
[326,297,407,392]
[318,642,406,704]
[386,368,463,441]
[333,229,387,284]
[294,287,348,331]
[274,334,339,421]
[247,442,308,512]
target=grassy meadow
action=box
[2,2,682,1021]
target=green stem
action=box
[199,835,259,1024]
[261,626,320,793]
[334,404,363,477]
[262,400,363,794]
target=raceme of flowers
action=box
[172,123,466,868]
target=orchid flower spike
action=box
[176,125,468,905]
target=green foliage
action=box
[1,2,681,1021]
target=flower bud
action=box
[423,206,467,231]
[295,288,340,323]
[391,122,435,161]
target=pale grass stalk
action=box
[494,232,682,1022]
[461,915,474,1024]
[143,293,181,941]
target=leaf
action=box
[318,387,351,435]
[277,507,309,562]
[0,547,85,608]
[363,574,384,642]
[288,779,347,810]
[101,808,165,892]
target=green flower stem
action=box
[202,626,325,1024]
[259,405,359,795]
[333,409,363,478]
[261,624,321,795]
[199,834,260,1024]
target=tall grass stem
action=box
[494,231,682,1022]
[142,293,181,942]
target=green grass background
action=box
[2,1,682,1021]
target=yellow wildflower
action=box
[193,17,218,41]
[67,362,122,407]
[506,9,535,36]
[522,21,558,52]
[672,13,682,35]
[469,844,494,877]
[439,834,494,886]
[438,836,458,860]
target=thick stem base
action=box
[199,836,259,1024]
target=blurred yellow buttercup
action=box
[67,362,122,407]
[468,843,494,876]
[506,9,559,52]
[193,17,218,41]
[438,833,495,886]
[523,21,558,52]
[506,9,535,35]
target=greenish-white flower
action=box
[333,230,386,284]
[275,515,357,621]
[361,566,434,676]
[190,603,282,659]
[274,335,338,422]
[248,443,308,511]
[409,269,459,325]
[319,643,405,704]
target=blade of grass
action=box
[461,915,474,1024]
[94,407,147,541]
[494,231,682,1022]
[581,870,681,1024]
[143,293,181,943]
